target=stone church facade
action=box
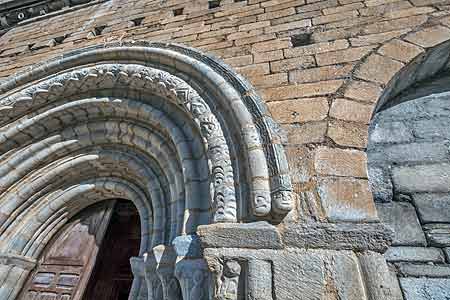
[0,0,449,299]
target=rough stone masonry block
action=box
[400,278,450,300]
[368,166,393,203]
[423,224,450,247]
[317,177,378,222]
[271,250,367,300]
[376,202,426,246]
[412,193,450,223]
[384,246,444,263]
[392,164,450,193]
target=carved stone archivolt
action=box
[0,43,293,299]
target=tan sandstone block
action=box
[236,63,270,77]
[330,98,374,124]
[252,38,291,52]
[253,49,284,63]
[270,56,316,72]
[312,10,359,25]
[263,80,344,101]
[318,177,377,222]
[328,120,369,148]
[250,73,288,88]
[283,122,328,144]
[268,97,329,123]
[404,25,450,48]
[314,147,368,177]
[315,45,375,66]
[343,80,382,103]
[223,54,254,67]
[378,39,424,63]
[355,54,404,85]
[284,39,349,57]
[289,63,354,83]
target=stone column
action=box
[144,252,163,300]
[157,265,182,300]
[357,251,403,300]
[0,253,36,300]
[146,245,181,300]
[174,258,209,300]
[130,256,147,300]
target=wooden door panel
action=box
[19,201,115,300]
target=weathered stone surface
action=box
[368,167,393,203]
[445,248,450,263]
[400,278,450,300]
[376,202,426,246]
[369,121,414,144]
[384,246,445,263]
[283,222,393,252]
[317,177,378,222]
[398,263,450,277]
[357,252,403,300]
[172,234,202,258]
[314,147,367,178]
[368,142,450,164]
[423,224,450,247]
[197,222,283,249]
[412,193,450,223]
[392,164,450,193]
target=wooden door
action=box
[82,200,141,300]
[18,201,115,300]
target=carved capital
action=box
[174,259,210,300]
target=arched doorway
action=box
[17,200,141,300]
[0,43,293,300]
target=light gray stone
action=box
[392,163,450,193]
[368,167,393,203]
[445,248,450,263]
[412,193,450,223]
[247,259,273,300]
[274,250,367,300]
[357,252,403,300]
[197,222,283,249]
[172,235,202,258]
[369,121,414,144]
[369,142,450,164]
[282,222,393,253]
[400,278,450,300]
[423,224,450,247]
[398,263,450,277]
[376,202,426,246]
[384,246,444,263]
[412,117,450,140]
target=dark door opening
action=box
[19,200,141,300]
[82,200,141,300]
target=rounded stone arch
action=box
[0,42,293,300]
[359,26,450,294]
[332,25,450,220]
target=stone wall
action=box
[368,70,450,299]
[0,0,449,224]
[1,0,450,299]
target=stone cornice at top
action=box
[0,0,100,30]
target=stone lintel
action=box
[197,221,393,253]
